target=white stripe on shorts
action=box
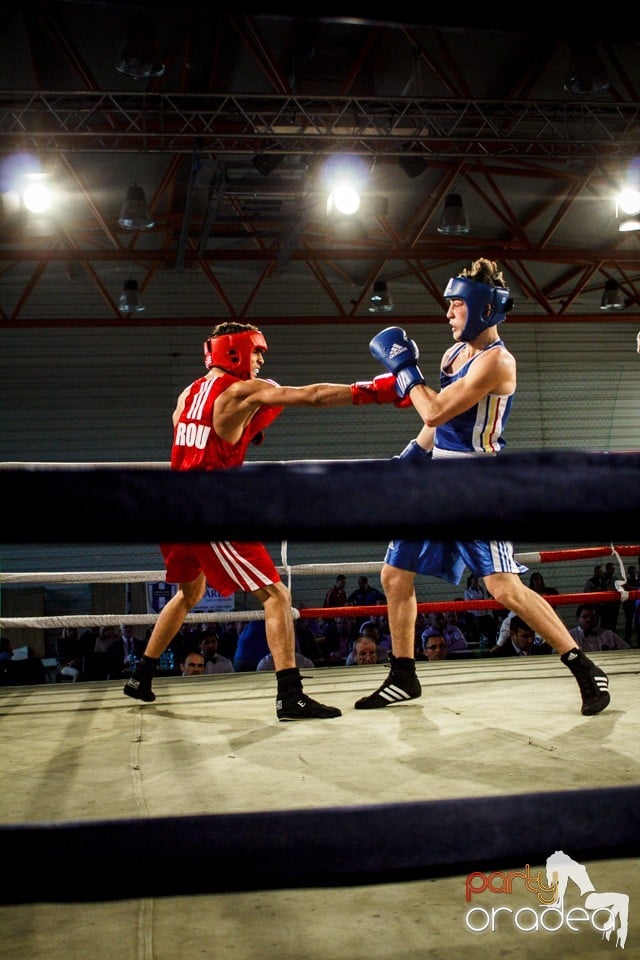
[210,541,273,592]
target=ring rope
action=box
[2,786,638,903]
[1,544,637,584]
[3,453,639,542]
[2,591,639,631]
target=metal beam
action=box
[2,92,640,160]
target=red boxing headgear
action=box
[203,329,267,379]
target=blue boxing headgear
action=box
[443,275,514,342]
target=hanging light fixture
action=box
[119,277,145,314]
[118,184,155,230]
[616,185,640,233]
[437,193,470,236]
[368,280,394,314]
[600,279,625,311]
[563,41,610,95]
[251,153,284,177]
[115,15,165,80]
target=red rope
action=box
[299,590,640,620]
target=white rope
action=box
[1,548,628,629]
[0,609,281,630]
[0,462,170,470]
[1,555,555,586]
[0,561,386,585]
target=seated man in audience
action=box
[568,604,630,652]
[498,615,553,657]
[421,611,468,653]
[256,640,314,671]
[181,651,206,676]
[421,633,449,661]
[345,623,390,665]
[489,609,544,654]
[199,628,234,674]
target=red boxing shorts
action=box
[160,540,280,595]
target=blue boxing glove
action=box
[369,327,425,397]
[393,439,433,463]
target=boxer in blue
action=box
[356,258,610,717]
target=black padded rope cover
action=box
[2,786,638,903]
[2,450,639,543]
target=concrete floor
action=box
[0,651,638,960]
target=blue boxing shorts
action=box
[384,538,527,585]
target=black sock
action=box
[276,667,302,697]
[138,655,159,674]
[392,655,416,675]
[561,648,587,670]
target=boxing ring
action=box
[1,453,639,960]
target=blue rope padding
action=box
[2,786,638,903]
[1,451,639,543]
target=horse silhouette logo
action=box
[546,850,629,949]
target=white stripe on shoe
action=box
[378,683,414,703]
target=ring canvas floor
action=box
[0,652,638,960]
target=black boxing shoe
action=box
[354,655,421,710]
[276,692,342,721]
[123,672,156,703]
[561,648,610,716]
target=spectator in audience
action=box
[583,565,605,593]
[568,604,629,652]
[421,633,449,661]
[108,623,146,678]
[496,615,552,657]
[446,606,473,644]
[421,611,468,653]
[529,570,559,596]
[490,608,544,655]
[199,628,234,674]
[324,616,354,662]
[622,564,639,646]
[257,640,314,671]
[217,621,239,661]
[347,576,386,607]
[83,625,121,680]
[366,613,391,650]
[180,651,206,676]
[346,632,389,666]
[323,574,347,608]
[314,615,352,662]
[600,561,621,632]
[79,625,100,657]
[233,620,270,672]
[55,626,84,681]
[5,644,47,685]
[463,574,496,645]
[294,615,323,662]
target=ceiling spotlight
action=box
[368,280,394,314]
[115,15,165,80]
[119,277,145,314]
[437,193,470,236]
[327,184,361,216]
[616,185,640,232]
[22,173,52,214]
[118,184,154,230]
[600,279,625,311]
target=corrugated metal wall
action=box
[1,320,639,628]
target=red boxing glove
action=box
[350,373,412,408]
[248,403,284,445]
